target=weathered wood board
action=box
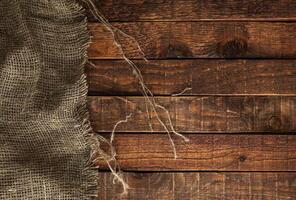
[88,96,296,133]
[98,172,296,200]
[95,134,296,171]
[88,0,296,22]
[87,60,296,95]
[88,22,296,59]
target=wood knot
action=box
[163,42,193,58]
[217,38,248,58]
[238,155,247,162]
[266,115,282,131]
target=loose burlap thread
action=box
[0,0,98,199]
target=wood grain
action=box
[98,172,296,200]
[88,0,296,22]
[95,134,296,171]
[89,1,296,198]
[87,60,296,95]
[88,96,296,133]
[88,22,296,59]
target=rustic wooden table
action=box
[86,1,296,199]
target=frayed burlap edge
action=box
[70,1,99,199]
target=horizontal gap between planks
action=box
[87,57,296,61]
[97,169,296,173]
[87,94,296,97]
[96,132,296,135]
[88,57,296,60]
[91,19,296,23]
[87,21,296,26]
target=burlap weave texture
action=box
[0,0,95,199]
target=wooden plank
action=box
[88,0,296,22]
[88,22,296,59]
[98,172,296,199]
[95,134,296,171]
[87,60,296,95]
[88,96,296,133]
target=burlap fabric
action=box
[0,0,96,199]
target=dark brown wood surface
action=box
[86,1,296,199]
[95,134,296,171]
[87,60,296,95]
[89,0,296,22]
[88,96,296,133]
[88,22,296,59]
[98,172,296,199]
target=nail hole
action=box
[238,155,247,162]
